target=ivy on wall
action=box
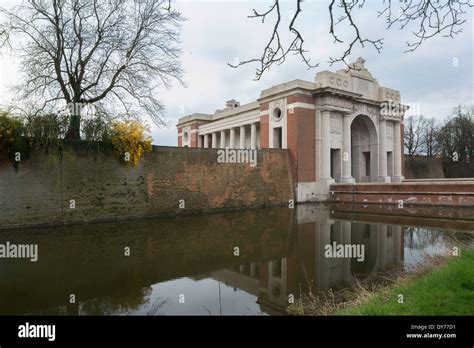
[0,111,152,167]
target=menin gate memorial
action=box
[177,58,406,202]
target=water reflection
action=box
[0,204,472,315]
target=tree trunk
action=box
[66,115,81,139]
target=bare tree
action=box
[0,0,184,139]
[404,115,426,157]
[230,0,473,80]
[422,117,440,157]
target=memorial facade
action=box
[177,58,406,202]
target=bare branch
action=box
[0,0,184,137]
[230,0,472,79]
[228,0,317,81]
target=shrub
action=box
[24,113,69,152]
[0,111,29,164]
[111,120,152,166]
[81,115,112,142]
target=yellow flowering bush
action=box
[111,120,152,166]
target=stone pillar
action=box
[318,223,331,290]
[203,134,209,148]
[377,224,388,270]
[393,226,402,263]
[341,221,352,282]
[378,119,390,182]
[250,123,257,149]
[220,130,226,148]
[239,125,246,149]
[250,263,257,277]
[229,128,236,148]
[198,135,203,148]
[211,132,217,148]
[393,121,404,182]
[321,110,332,180]
[341,113,355,183]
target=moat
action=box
[0,204,472,315]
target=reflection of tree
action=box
[79,285,152,315]
[146,297,168,316]
[404,227,444,250]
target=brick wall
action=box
[404,155,445,179]
[0,145,294,229]
[330,181,474,207]
[286,100,316,183]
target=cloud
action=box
[0,0,472,145]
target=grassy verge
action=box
[337,249,474,315]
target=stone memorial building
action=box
[177,58,406,202]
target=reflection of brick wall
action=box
[0,146,294,229]
[0,207,294,314]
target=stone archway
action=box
[351,114,378,182]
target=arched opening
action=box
[351,115,378,182]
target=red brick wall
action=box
[0,146,295,228]
[287,104,316,183]
[190,132,198,147]
[330,181,474,206]
[260,114,269,148]
[177,127,182,147]
[287,94,313,104]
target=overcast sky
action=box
[0,0,473,145]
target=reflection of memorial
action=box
[213,205,404,314]
[0,208,294,315]
[2,204,463,315]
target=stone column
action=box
[203,134,209,148]
[250,263,257,277]
[341,221,352,282]
[377,224,388,270]
[378,119,390,182]
[229,128,236,148]
[211,132,217,148]
[393,226,402,263]
[250,123,257,149]
[239,125,246,149]
[220,130,226,148]
[341,113,355,183]
[393,121,404,182]
[321,110,332,180]
[318,224,331,290]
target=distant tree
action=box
[422,118,440,157]
[404,115,426,157]
[437,106,474,162]
[0,0,184,139]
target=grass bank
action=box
[337,249,474,315]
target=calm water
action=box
[0,204,472,315]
